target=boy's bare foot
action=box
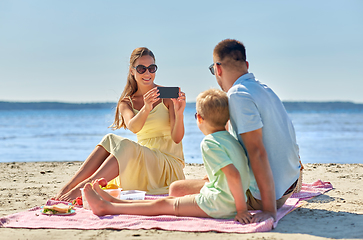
[92,180,112,201]
[91,179,120,203]
[83,183,111,216]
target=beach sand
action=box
[0,162,362,239]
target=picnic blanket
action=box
[0,180,332,233]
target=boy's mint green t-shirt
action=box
[195,131,250,219]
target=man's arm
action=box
[241,128,276,222]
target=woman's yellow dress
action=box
[98,100,185,194]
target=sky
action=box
[0,0,362,103]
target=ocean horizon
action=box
[2,101,363,112]
[1,101,363,164]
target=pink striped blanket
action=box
[0,180,332,233]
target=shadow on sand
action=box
[273,194,363,239]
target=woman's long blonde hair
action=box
[110,47,155,130]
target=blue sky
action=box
[1,0,362,103]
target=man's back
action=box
[228,73,301,199]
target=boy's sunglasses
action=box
[208,62,221,75]
[133,64,158,74]
[194,113,204,120]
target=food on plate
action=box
[42,203,73,214]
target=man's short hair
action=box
[213,39,246,63]
[196,89,229,128]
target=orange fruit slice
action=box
[105,183,119,189]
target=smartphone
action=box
[157,87,179,99]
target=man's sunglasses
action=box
[133,64,158,74]
[208,62,221,75]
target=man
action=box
[170,39,301,222]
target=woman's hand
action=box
[123,87,160,133]
[143,87,160,112]
[171,89,186,116]
[234,210,253,224]
[169,89,186,144]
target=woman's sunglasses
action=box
[133,64,158,74]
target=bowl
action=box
[80,188,90,210]
[119,190,146,200]
[104,188,122,198]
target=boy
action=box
[83,89,253,223]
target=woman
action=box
[55,47,186,201]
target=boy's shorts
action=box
[173,194,207,217]
[246,170,303,210]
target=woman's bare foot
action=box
[53,185,72,200]
[83,183,112,216]
[54,177,92,200]
[58,187,82,202]
[56,177,107,202]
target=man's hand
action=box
[251,211,276,223]
[241,129,277,219]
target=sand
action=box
[0,162,362,240]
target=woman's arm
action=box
[221,164,252,224]
[168,90,186,144]
[122,87,160,133]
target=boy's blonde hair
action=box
[196,89,229,128]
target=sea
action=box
[1,101,363,164]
